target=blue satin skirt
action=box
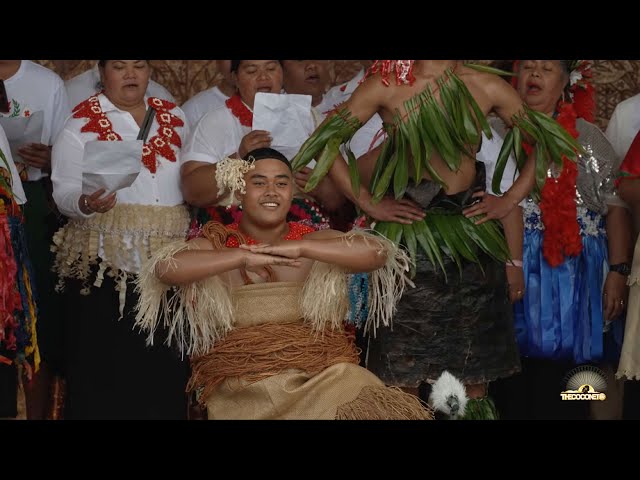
[514,213,624,364]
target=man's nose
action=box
[265,183,277,193]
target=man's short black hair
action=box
[243,147,292,171]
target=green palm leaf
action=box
[453,83,481,147]
[370,133,393,194]
[533,135,550,191]
[425,95,462,171]
[526,107,584,154]
[512,112,541,144]
[291,107,361,173]
[304,137,342,192]
[412,219,446,280]
[437,75,477,159]
[345,146,360,198]
[492,128,514,194]
[386,221,404,245]
[451,75,493,139]
[375,212,510,282]
[463,63,516,78]
[393,122,409,199]
[474,220,512,261]
[459,216,503,261]
[429,214,463,274]
[512,126,526,172]
[449,219,481,265]
[373,151,399,202]
[374,221,389,240]
[402,224,418,277]
[401,98,424,184]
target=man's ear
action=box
[235,190,244,204]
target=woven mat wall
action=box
[37,60,640,130]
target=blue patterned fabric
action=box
[515,204,624,364]
[8,215,38,354]
[347,273,369,329]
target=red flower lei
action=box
[72,95,184,173]
[225,94,253,127]
[364,60,416,86]
[224,222,314,247]
[524,101,582,267]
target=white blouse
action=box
[181,86,230,128]
[52,93,188,220]
[182,104,249,165]
[1,60,71,182]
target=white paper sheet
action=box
[81,140,143,195]
[0,111,45,162]
[252,92,315,166]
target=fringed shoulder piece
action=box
[134,236,234,358]
[300,230,413,336]
[358,231,414,337]
[300,261,350,333]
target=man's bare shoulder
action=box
[456,65,509,92]
[348,73,390,98]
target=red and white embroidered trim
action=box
[225,94,253,127]
[72,95,184,173]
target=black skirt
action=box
[63,269,190,420]
[367,163,521,387]
[367,250,521,387]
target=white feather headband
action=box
[215,156,256,208]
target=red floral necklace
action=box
[72,95,184,173]
[364,60,416,86]
[225,94,253,127]
[524,101,582,267]
[224,222,314,247]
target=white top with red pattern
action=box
[51,93,188,219]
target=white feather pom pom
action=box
[428,370,468,419]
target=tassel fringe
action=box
[335,385,433,420]
[300,230,413,337]
[300,261,349,333]
[359,231,413,337]
[134,240,234,358]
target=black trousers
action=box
[63,271,190,420]
[489,357,590,420]
[22,179,65,373]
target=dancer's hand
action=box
[463,192,516,225]
[360,196,425,224]
[241,242,302,260]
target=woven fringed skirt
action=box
[190,282,432,420]
[367,250,521,387]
